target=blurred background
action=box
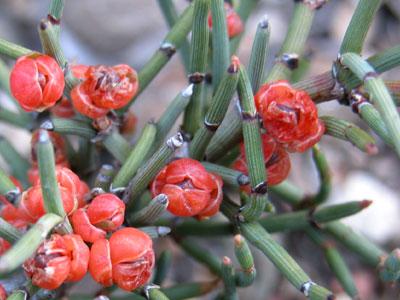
[1,0,400,299]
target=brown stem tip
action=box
[228,56,240,73]
[360,199,373,209]
[233,234,244,247]
[365,143,379,155]
[222,256,232,265]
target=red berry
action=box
[71,64,138,119]
[71,83,109,119]
[89,228,154,291]
[233,133,291,192]
[208,3,244,38]
[23,234,89,290]
[0,239,11,256]
[10,54,64,112]
[71,193,125,243]
[0,284,7,300]
[254,81,325,152]
[151,158,223,218]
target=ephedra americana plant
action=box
[0,0,399,299]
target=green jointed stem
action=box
[6,290,28,300]
[268,180,387,271]
[221,257,238,300]
[234,234,256,287]
[266,2,316,82]
[0,213,63,275]
[307,228,359,298]
[183,0,210,136]
[205,104,242,161]
[178,238,222,276]
[0,167,13,194]
[352,95,393,147]
[239,222,334,299]
[0,58,10,93]
[122,3,195,113]
[148,288,171,300]
[384,80,400,105]
[36,130,72,232]
[112,123,157,188]
[0,217,22,243]
[102,130,131,163]
[42,118,96,139]
[0,136,30,186]
[190,57,239,160]
[0,109,31,129]
[221,198,334,299]
[156,0,191,72]
[237,66,269,220]
[270,181,304,205]
[321,115,378,154]
[0,38,32,59]
[211,0,230,90]
[153,84,192,152]
[339,0,381,54]
[48,0,64,38]
[37,130,65,217]
[340,53,400,158]
[127,194,168,226]
[325,221,386,267]
[38,18,78,93]
[172,200,370,237]
[248,16,270,93]
[161,281,218,300]
[310,145,331,206]
[259,200,371,233]
[153,250,172,286]
[49,0,64,20]
[340,44,400,92]
[124,132,183,208]
[295,44,400,103]
[202,162,249,187]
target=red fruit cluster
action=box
[89,228,154,291]
[10,54,64,112]
[9,55,138,119]
[71,193,125,243]
[233,133,291,190]
[151,158,223,219]
[23,234,89,289]
[208,3,244,38]
[19,184,153,292]
[255,80,325,153]
[233,81,324,187]
[71,64,139,119]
